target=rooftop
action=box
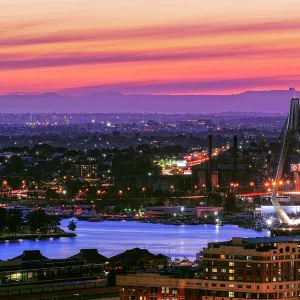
[208,236,300,249]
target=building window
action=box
[229,284,235,288]
[238,285,243,288]
[229,276,234,281]
[221,269,227,273]
[246,256,252,260]
[229,262,235,266]
[212,276,218,280]
[246,285,251,289]
[229,292,234,297]
[229,269,234,274]
[272,256,276,260]
[173,289,178,295]
[220,284,225,287]
[221,254,225,259]
[212,268,218,273]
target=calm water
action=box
[0,220,269,260]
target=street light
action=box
[142,187,146,205]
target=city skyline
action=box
[2,0,300,96]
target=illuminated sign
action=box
[291,164,300,172]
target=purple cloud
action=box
[59,75,300,95]
[1,45,299,70]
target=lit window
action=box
[229,262,235,266]
[229,292,234,297]
[221,269,227,273]
[229,276,235,281]
[221,254,225,259]
[212,268,218,273]
[229,284,235,288]
[247,256,252,260]
[229,269,235,274]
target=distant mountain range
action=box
[0,90,295,113]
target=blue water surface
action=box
[0,220,269,260]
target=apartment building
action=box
[117,236,300,300]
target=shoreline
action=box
[0,232,76,242]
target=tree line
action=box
[0,207,76,235]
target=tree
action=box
[68,219,77,232]
[0,207,7,234]
[7,209,23,234]
[26,209,61,233]
[224,193,237,212]
[4,155,25,174]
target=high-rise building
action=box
[117,236,300,300]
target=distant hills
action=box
[0,90,295,113]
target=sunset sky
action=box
[2,0,300,95]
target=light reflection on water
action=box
[0,220,269,260]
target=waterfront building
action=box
[0,250,114,299]
[117,236,300,300]
[145,206,222,219]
